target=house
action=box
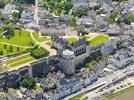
[20,11,34,24]
[101,3,113,14]
[96,0,112,6]
[109,49,134,69]
[2,4,15,16]
[107,24,120,35]
[128,0,134,7]
[40,78,55,92]
[40,27,66,36]
[101,42,114,56]
[77,16,95,26]
[38,7,52,19]
[72,0,88,8]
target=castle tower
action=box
[60,50,75,75]
[28,64,33,78]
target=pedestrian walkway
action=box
[0,42,29,49]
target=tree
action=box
[0,51,3,55]
[13,0,35,4]
[117,41,123,49]
[2,26,14,39]
[9,46,13,52]
[69,16,76,27]
[17,47,20,52]
[93,5,102,10]
[4,44,7,49]
[27,42,34,47]
[43,1,49,10]
[42,0,72,15]
[107,10,119,24]
[64,1,72,13]
[11,11,20,23]
[123,13,134,25]
[30,46,49,59]
[72,7,89,18]
[20,77,36,89]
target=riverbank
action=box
[103,86,134,100]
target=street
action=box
[63,64,134,100]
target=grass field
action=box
[70,93,86,100]
[0,29,34,56]
[4,53,36,68]
[0,29,34,46]
[0,29,49,56]
[32,32,49,43]
[87,34,109,47]
[0,44,25,57]
[9,57,35,67]
[102,86,134,100]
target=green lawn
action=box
[5,54,31,64]
[0,44,25,57]
[4,53,36,67]
[0,29,34,46]
[65,37,78,44]
[70,93,85,100]
[0,29,39,56]
[32,32,49,43]
[88,35,109,47]
[9,57,35,67]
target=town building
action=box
[20,11,34,24]
[40,27,66,36]
[2,4,15,16]
[96,0,112,5]
[72,0,88,8]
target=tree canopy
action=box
[13,0,35,4]
[123,13,134,25]
[42,0,72,15]
[29,46,49,59]
[20,77,36,89]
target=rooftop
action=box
[84,33,109,47]
[63,50,74,56]
[65,37,78,44]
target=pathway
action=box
[29,30,40,44]
[0,42,29,49]
[40,42,57,56]
[25,29,56,56]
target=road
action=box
[63,64,134,100]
